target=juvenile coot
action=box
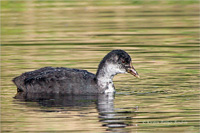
[13,49,139,94]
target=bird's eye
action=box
[122,60,125,63]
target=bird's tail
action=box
[12,76,26,92]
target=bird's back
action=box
[13,67,99,95]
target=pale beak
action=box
[127,62,140,78]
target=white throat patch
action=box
[97,63,126,93]
[104,82,115,93]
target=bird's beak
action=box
[127,62,140,78]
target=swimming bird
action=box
[13,49,139,95]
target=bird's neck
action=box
[96,63,118,93]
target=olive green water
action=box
[1,1,199,132]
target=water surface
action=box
[1,1,199,132]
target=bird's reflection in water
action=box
[15,92,98,107]
[14,92,138,132]
[97,94,138,132]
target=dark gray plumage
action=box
[13,49,139,95]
